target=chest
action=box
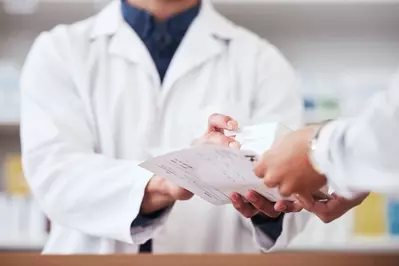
[76,45,257,157]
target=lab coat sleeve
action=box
[20,32,169,245]
[313,71,399,197]
[248,42,309,251]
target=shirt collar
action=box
[90,0,237,41]
[121,0,201,41]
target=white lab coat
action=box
[314,70,399,197]
[20,0,309,254]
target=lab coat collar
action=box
[90,0,237,41]
[90,1,121,40]
[161,0,238,96]
[90,0,238,91]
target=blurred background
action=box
[0,0,399,252]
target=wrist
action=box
[140,207,168,219]
[140,193,175,215]
[308,120,333,175]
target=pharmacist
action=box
[20,0,310,254]
[254,70,399,214]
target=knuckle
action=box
[320,215,333,224]
[264,172,278,187]
[233,201,242,210]
[220,136,233,146]
[264,178,276,188]
[254,201,267,213]
[242,212,253,218]
[254,166,265,178]
[279,185,293,197]
[208,113,220,122]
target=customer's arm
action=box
[313,72,399,197]
[253,73,399,200]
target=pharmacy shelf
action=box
[0,122,19,136]
[289,237,399,251]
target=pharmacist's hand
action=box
[141,176,194,215]
[230,191,303,218]
[296,192,369,223]
[192,113,240,149]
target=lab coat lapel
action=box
[93,1,161,88]
[108,24,161,88]
[161,1,237,100]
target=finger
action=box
[202,132,241,149]
[274,200,288,212]
[275,200,303,213]
[231,193,258,218]
[295,194,317,212]
[263,172,280,189]
[164,181,194,201]
[297,194,333,219]
[279,182,295,198]
[208,113,238,133]
[284,201,304,212]
[145,175,163,193]
[245,191,280,218]
[253,157,267,178]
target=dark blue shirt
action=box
[122,0,284,245]
[121,0,200,82]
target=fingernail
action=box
[231,193,238,202]
[247,193,259,203]
[276,205,287,212]
[242,197,249,203]
[227,120,237,130]
[229,141,241,149]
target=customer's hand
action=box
[295,192,369,223]
[254,126,327,197]
[231,191,303,218]
[141,176,194,215]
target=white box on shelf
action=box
[3,0,38,14]
[0,61,21,124]
[28,199,47,242]
[0,193,10,241]
[8,196,28,241]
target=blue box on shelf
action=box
[388,199,399,236]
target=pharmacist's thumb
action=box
[164,180,194,201]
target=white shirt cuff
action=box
[314,120,359,198]
[130,206,173,245]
